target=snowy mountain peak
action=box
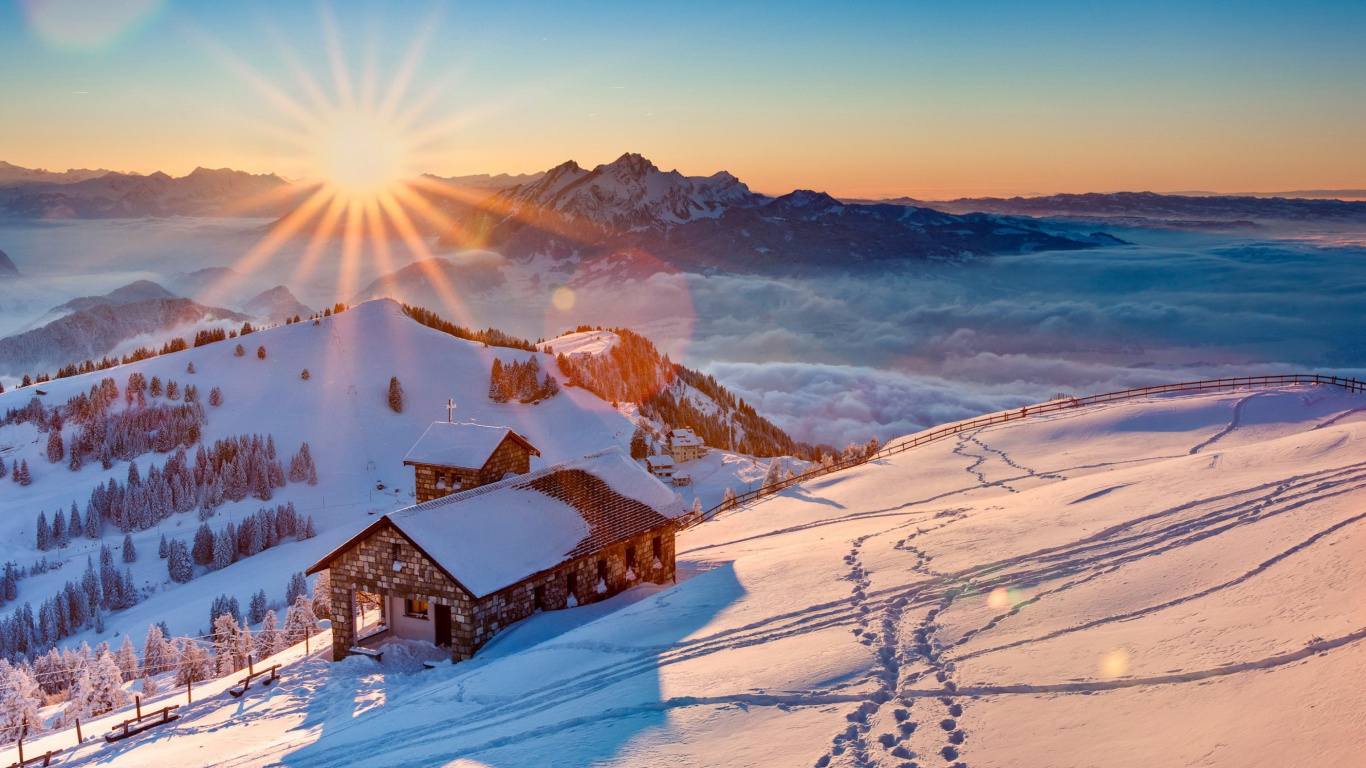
[598,152,661,180]
[0,248,17,277]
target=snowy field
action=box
[17,382,1365,767]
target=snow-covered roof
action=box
[403,422,539,469]
[312,447,685,598]
[646,455,675,468]
[670,428,702,448]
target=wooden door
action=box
[434,603,451,646]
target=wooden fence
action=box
[679,373,1365,529]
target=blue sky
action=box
[1,0,1363,196]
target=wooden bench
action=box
[229,661,281,697]
[104,705,180,742]
[348,646,383,662]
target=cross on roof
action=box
[446,398,456,423]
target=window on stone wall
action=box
[625,545,637,571]
[567,571,577,597]
[597,559,608,584]
[534,585,545,610]
[404,599,429,619]
[652,536,662,559]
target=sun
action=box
[201,9,508,321]
[313,110,409,201]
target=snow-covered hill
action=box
[17,382,1366,767]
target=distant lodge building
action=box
[308,445,685,664]
[646,454,674,480]
[404,422,541,503]
[668,428,706,463]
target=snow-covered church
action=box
[308,424,685,664]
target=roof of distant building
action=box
[310,447,684,598]
[670,428,702,447]
[647,455,675,468]
[403,422,540,469]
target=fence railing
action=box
[679,373,1364,529]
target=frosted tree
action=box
[209,386,223,406]
[53,509,68,548]
[762,459,783,490]
[256,610,283,659]
[140,671,160,698]
[283,594,316,646]
[175,639,212,685]
[248,589,268,625]
[67,651,130,720]
[388,376,405,413]
[142,624,173,676]
[115,635,140,681]
[311,569,332,620]
[234,344,245,357]
[256,346,266,360]
[692,497,703,516]
[46,429,64,463]
[15,459,31,486]
[630,427,649,459]
[211,530,234,571]
[122,533,136,563]
[0,457,6,479]
[0,661,43,743]
[158,533,168,559]
[212,613,245,675]
[166,539,194,583]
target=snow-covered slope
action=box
[0,299,657,641]
[540,329,620,358]
[25,383,1366,767]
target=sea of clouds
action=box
[2,220,1363,448]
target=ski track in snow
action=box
[59,391,1366,768]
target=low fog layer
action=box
[1,220,1362,447]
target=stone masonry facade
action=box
[327,520,678,663]
[410,435,535,504]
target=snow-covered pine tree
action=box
[256,610,282,659]
[488,359,507,402]
[541,371,560,399]
[211,531,234,571]
[311,569,332,620]
[174,639,212,685]
[142,623,172,676]
[149,376,162,397]
[283,594,315,646]
[0,457,6,479]
[723,487,737,506]
[165,380,179,400]
[0,661,43,743]
[16,460,31,487]
[115,635,140,681]
[630,427,649,459]
[46,429,64,463]
[53,509,68,548]
[285,572,308,606]
[187,362,195,374]
[256,346,266,360]
[300,368,310,380]
[762,459,783,490]
[234,344,245,357]
[248,589,267,625]
[35,511,51,551]
[66,651,130,720]
[192,523,214,566]
[140,671,160,698]
[122,534,136,563]
[388,376,404,413]
[166,539,194,583]
[158,533,168,559]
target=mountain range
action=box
[850,190,1366,223]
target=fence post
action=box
[75,716,82,745]
[187,676,192,704]
[136,694,142,720]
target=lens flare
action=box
[987,587,1010,610]
[551,287,576,311]
[1100,649,1129,679]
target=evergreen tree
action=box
[211,531,234,571]
[234,344,245,357]
[166,539,194,584]
[142,623,172,676]
[115,635,140,681]
[629,427,649,459]
[762,459,783,490]
[0,661,43,743]
[209,387,223,407]
[16,459,31,486]
[141,671,161,698]
[175,639,212,685]
[285,572,308,607]
[187,362,196,374]
[0,457,6,479]
[66,651,130,719]
[149,376,163,397]
[192,523,214,566]
[283,595,315,646]
[158,533,168,559]
[388,376,404,413]
[46,429,64,463]
[256,346,266,359]
[256,610,283,659]
[84,500,101,538]
[35,511,51,551]
[301,369,310,380]
[248,589,268,625]
[69,503,82,542]
[165,380,180,400]
[311,569,332,620]
[212,613,245,675]
[52,509,68,548]
[122,533,136,563]
[488,359,506,402]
